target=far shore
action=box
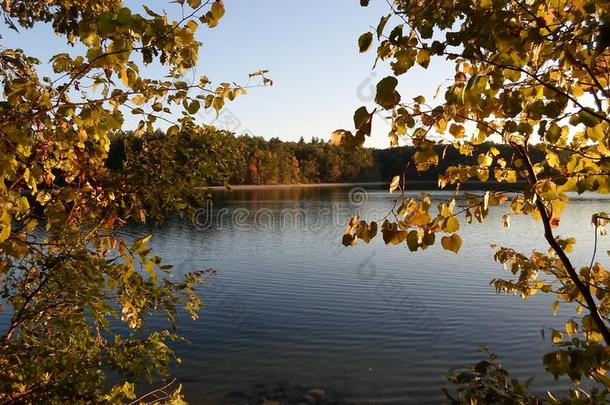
[206,180,526,191]
[207,182,387,191]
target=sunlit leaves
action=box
[348,0,610,397]
[200,1,225,27]
[50,53,74,73]
[358,221,378,243]
[414,148,438,171]
[0,0,247,402]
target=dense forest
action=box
[107,126,526,187]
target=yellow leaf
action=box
[552,301,559,316]
[449,124,465,138]
[405,211,431,226]
[444,216,460,233]
[131,94,147,105]
[0,211,11,243]
[435,117,447,133]
[477,153,493,166]
[416,48,431,68]
[566,320,578,335]
[18,197,30,214]
[441,234,462,253]
[120,68,129,86]
[211,1,225,20]
[389,175,400,193]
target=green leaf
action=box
[375,76,401,109]
[545,122,562,143]
[97,13,115,36]
[406,230,419,251]
[578,108,601,128]
[50,53,72,73]
[391,49,416,76]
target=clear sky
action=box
[2,0,453,148]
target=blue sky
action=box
[2,0,453,148]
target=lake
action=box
[125,185,608,404]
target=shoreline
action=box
[206,180,526,191]
[207,182,387,190]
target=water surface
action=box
[125,185,609,403]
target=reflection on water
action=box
[64,186,610,403]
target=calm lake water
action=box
[122,184,609,404]
[14,185,609,404]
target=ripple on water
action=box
[132,187,607,403]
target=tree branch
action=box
[514,143,610,345]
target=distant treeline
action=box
[106,126,532,186]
